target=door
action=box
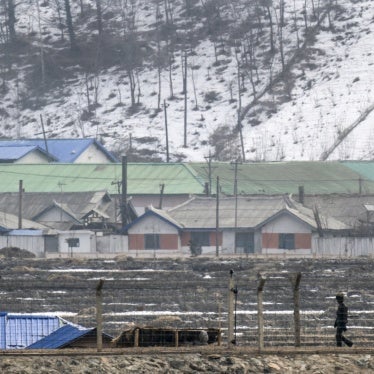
[235,232,254,254]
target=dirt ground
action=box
[0,351,373,373]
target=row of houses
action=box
[0,191,372,257]
[0,152,374,256]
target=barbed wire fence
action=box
[1,264,373,350]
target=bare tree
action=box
[155,2,163,111]
[116,0,143,108]
[2,0,17,43]
[64,0,77,50]
[263,0,275,55]
[274,0,285,71]
[292,0,300,49]
[95,0,103,36]
[35,0,45,86]
[51,0,65,41]
[182,49,187,147]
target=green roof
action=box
[189,161,374,195]
[2,161,374,196]
[342,161,374,181]
[0,163,205,194]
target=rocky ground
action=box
[1,351,373,373]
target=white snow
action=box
[1,0,374,162]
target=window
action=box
[190,232,210,246]
[279,233,295,249]
[145,234,160,250]
[235,232,254,253]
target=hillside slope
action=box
[0,0,373,162]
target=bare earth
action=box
[1,350,373,374]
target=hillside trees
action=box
[117,0,144,109]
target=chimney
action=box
[298,185,304,204]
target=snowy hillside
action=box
[1,0,373,162]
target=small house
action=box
[0,139,118,164]
[124,195,348,255]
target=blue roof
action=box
[0,139,118,163]
[27,324,95,349]
[0,145,56,162]
[0,312,63,349]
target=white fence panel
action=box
[0,236,45,257]
[313,237,374,257]
[95,235,128,254]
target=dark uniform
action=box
[334,293,353,347]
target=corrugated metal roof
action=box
[0,191,113,221]
[0,313,63,349]
[0,145,56,162]
[0,163,205,194]
[124,206,183,231]
[166,196,347,230]
[27,324,94,349]
[303,194,374,227]
[0,211,48,230]
[0,139,117,163]
[189,161,374,195]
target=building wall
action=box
[15,152,51,164]
[261,214,312,254]
[58,231,96,254]
[74,144,113,163]
[128,215,180,250]
[129,215,179,234]
[262,214,311,234]
[35,207,77,226]
[179,230,223,255]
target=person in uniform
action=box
[334,292,353,347]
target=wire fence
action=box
[0,257,373,349]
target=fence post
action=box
[175,329,179,348]
[134,328,139,347]
[257,273,266,351]
[228,270,234,346]
[96,279,104,352]
[290,272,302,347]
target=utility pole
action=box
[204,151,215,196]
[121,156,128,226]
[40,114,49,155]
[183,51,188,147]
[158,183,165,209]
[216,176,220,257]
[233,160,239,253]
[96,279,104,352]
[164,100,170,162]
[18,180,23,229]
